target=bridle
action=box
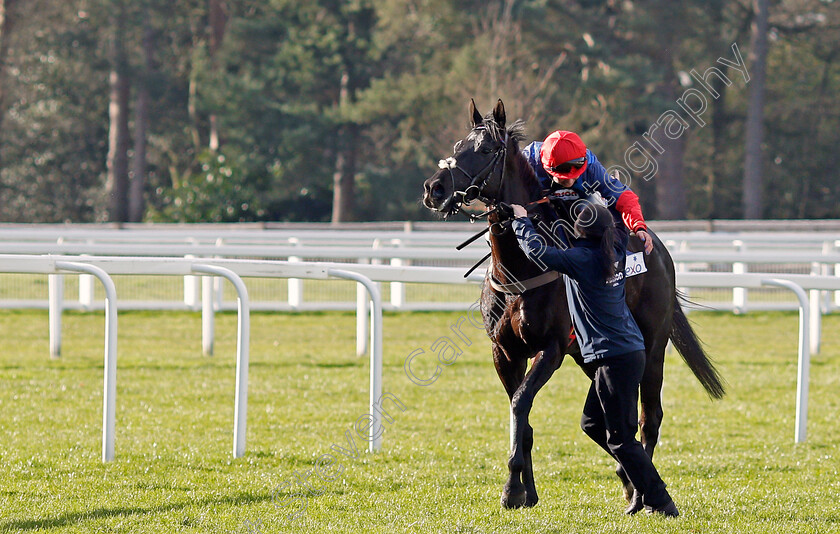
[440,125,567,286]
[437,125,509,220]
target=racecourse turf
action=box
[0,309,838,533]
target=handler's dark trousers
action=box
[580,349,671,508]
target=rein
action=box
[456,197,562,285]
[455,196,555,252]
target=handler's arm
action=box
[511,216,575,275]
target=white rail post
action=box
[356,258,370,357]
[193,264,250,459]
[676,240,690,302]
[48,273,64,359]
[202,274,215,356]
[390,239,406,309]
[288,238,303,309]
[78,251,95,310]
[733,240,747,314]
[834,239,840,309]
[809,261,822,355]
[184,251,201,311]
[48,237,65,358]
[56,261,118,462]
[369,241,383,349]
[820,241,832,313]
[214,238,224,310]
[328,268,383,453]
[762,278,810,443]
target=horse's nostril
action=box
[431,183,444,200]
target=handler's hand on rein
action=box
[511,204,528,219]
[637,230,653,255]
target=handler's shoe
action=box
[645,499,679,518]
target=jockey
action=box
[522,130,653,255]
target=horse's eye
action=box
[480,146,493,154]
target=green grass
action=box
[0,274,483,305]
[0,309,839,533]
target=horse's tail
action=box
[669,291,726,399]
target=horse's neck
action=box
[499,146,543,204]
[498,167,538,207]
[489,157,547,283]
[489,219,545,282]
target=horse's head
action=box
[423,99,510,218]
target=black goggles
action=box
[549,157,586,175]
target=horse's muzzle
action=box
[422,172,447,210]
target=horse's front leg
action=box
[497,344,562,508]
[493,345,528,508]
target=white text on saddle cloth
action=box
[625,251,647,278]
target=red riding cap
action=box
[540,130,588,181]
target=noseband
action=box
[438,127,508,215]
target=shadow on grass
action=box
[0,492,271,531]
[1,485,361,532]
[312,361,361,369]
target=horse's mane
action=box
[479,115,544,201]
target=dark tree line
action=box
[0,0,837,223]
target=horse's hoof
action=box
[500,492,527,508]
[624,490,644,515]
[624,502,644,515]
[524,493,539,507]
[500,487,527,508]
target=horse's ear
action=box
[469,99,483,128]
[493,99,506,129]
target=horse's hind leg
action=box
[638,339,667,478]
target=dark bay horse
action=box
[422,99,725,510]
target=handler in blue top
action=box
[510,200,679,518]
